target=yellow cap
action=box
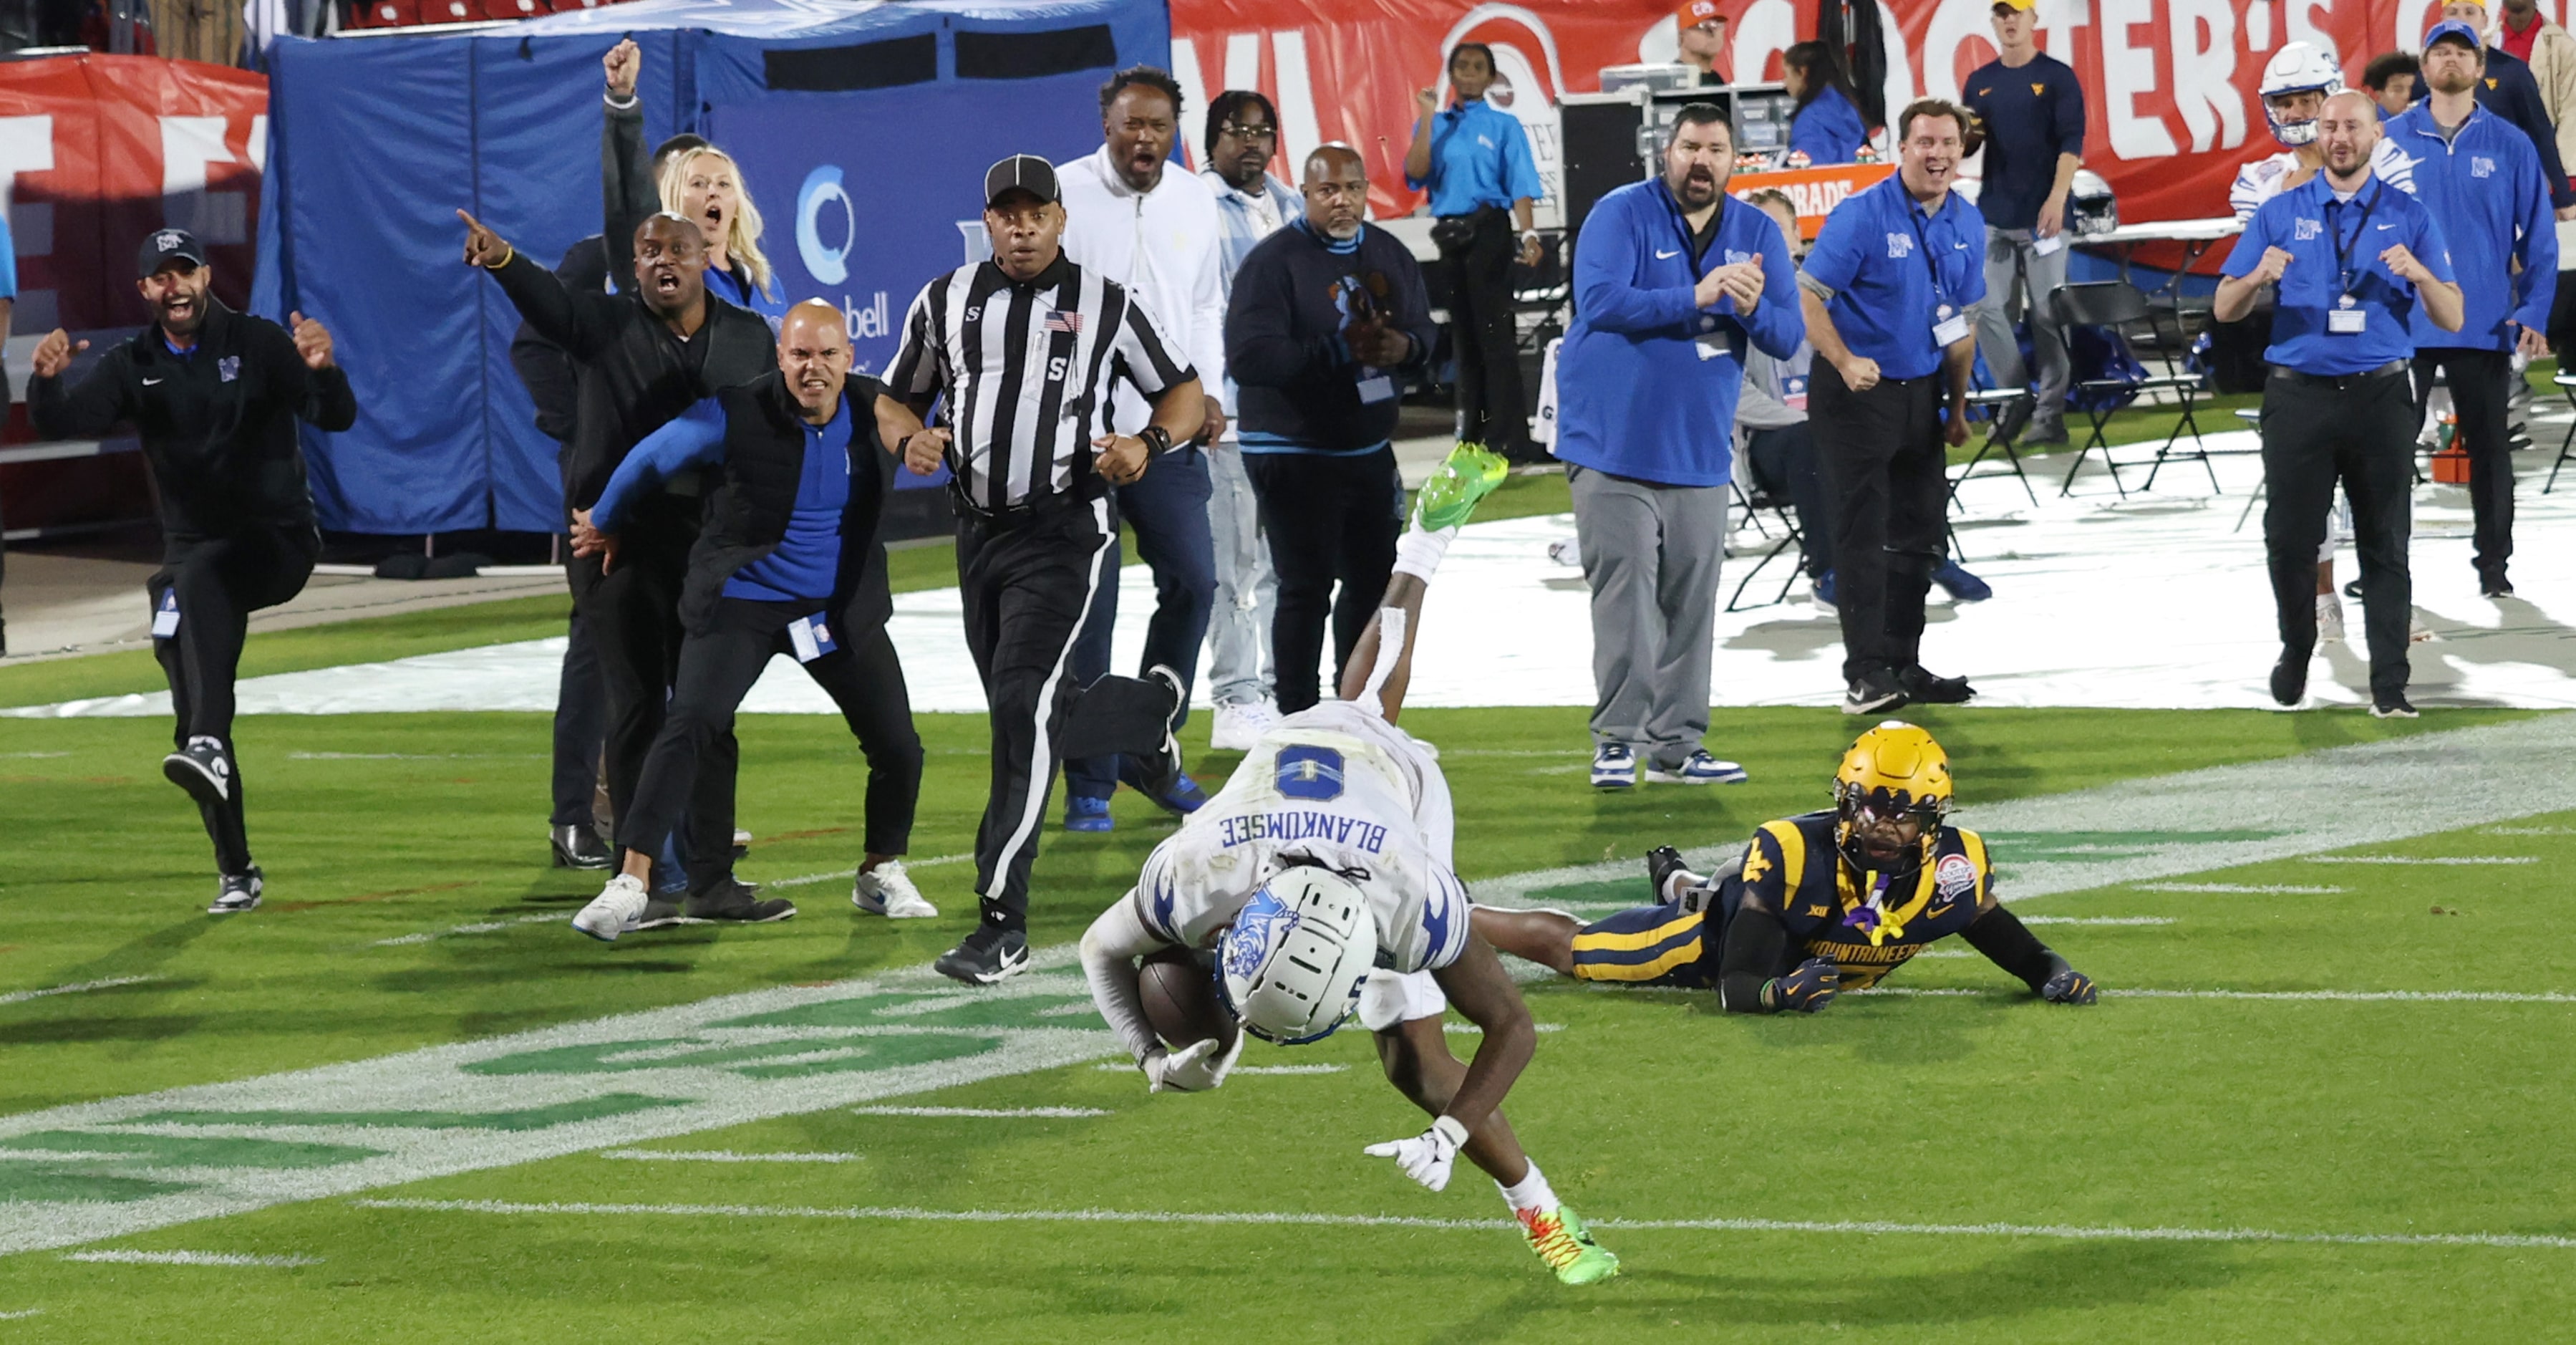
[1992,0,2036,10]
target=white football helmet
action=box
[2259,42,2344,147]
[1216,864,1379,1045]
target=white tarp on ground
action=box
[11,429,2576,718]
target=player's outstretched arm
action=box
[1960,904,2096,1004]
[1715,895,1838,1013]
[1425,935,1538,1142]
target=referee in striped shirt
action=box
[878,154,1204,984]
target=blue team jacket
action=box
[2383,103,2558,349]
[1554,178,1806,488]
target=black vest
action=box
[678,370,898,636]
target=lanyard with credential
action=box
[1907,197,1972,345]
[2326,180,2383,299]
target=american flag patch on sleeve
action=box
[1043,310,1085,333]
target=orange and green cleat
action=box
[1410,441,1510,534]
[1519,1204,1621,1285]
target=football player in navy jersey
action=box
[1475,722,2098,1011]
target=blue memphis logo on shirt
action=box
[2295,218,2323,241]
[1884,231,1915,259]
[2472,156,2497,178]
[1215,810,1391,854]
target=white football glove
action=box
[1141,1035,1242,1093]
[1364,1114,1471,1191]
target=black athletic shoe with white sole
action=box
[2371,696,2419,720]
[934,924,1031,985]
[210,866,263,914]
[1842,670,1908,715]
[1645,845,1690,905]
[164,735,233,806]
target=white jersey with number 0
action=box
[1128,700,1471,974]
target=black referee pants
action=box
[1244,447,1403,713]
[957,493,1117,931]
[149,522,321,877]
[1438,207,1531,454]
[2411,347,2516,584]
[2261,366,2414,701]
[619,597,921,866]
[1811,367,1947,685]
[568,536,738,889]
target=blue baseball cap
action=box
[2425,19,2482,52]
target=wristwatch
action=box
[1138,425,1173,455]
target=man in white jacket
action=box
[1056,65,1231,832]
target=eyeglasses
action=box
[1218,123,1278,141]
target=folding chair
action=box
[2053,281,2215,498]
[1952,387,2040,508]
[2547,372,2576,494]
[1725,481,1809,612]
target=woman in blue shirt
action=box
[1783,42,1870,165]
[602,38,790,326]
[1405,42,1548,461]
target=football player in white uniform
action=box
[1078,445,1620,1286]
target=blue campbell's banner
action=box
[255,0,1166,535]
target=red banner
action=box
[0,54,268,337]
[1170,0,2455,227]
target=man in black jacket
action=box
[508,131,709,874]
[462,207,775,905]
[564,302,927,937]
[1226,144,1437,712]
[27,228,357,913]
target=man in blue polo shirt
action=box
[2216,91,2464,719]
[1798,98,1987,715]
[1962,0,2086,445]
[2388,21,2556,599]
[1554,105,1802,790]
[1405,42,1547,463]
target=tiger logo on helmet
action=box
[1831,720,1954,879]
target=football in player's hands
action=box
[1772,957,1840,1013]
[2042,968,2097,1006]
[1139,947,1240,1055]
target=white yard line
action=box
[2133,883,2346,894]
[598,1150,858,1165]
[762,854,972,890]
[1090,1063,1348,1076]
[2308,855,2537,865]
[59,1250,319,1267]
[370,913,561,948]
[344,1197,2576,1252]
[0,975,163,1008]
[0,1308,44,1319]
[2016,916,2174,926]
[847,1106,1108,1119]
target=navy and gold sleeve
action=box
[1742,820,1823,935]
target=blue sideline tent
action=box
[250,0,1166,536]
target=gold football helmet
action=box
[1833,720,1953,876]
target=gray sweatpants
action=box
[1972,226,2071,433]
[1569,464,1728,768]
[1204,440,1276,706]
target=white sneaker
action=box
[1591,743,1640,789]
[2316,593,2345,643]
[571,873,651,942]
[852,861,938,918]
[1209,700,1279,752]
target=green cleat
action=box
[1519,1204,1621,1285]
[1410,442,1510,533]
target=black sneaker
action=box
[2270,655,2308,708]
[682,879,795,924]
[550,822,612,869]
[935,924,1031,985]
[1842,670,1908,715]
[2343,578,2366,600]
[1645,845,1690,905]
[1898,665,1976,705]
[634,897,688,930]
[2481,573,2515,599]
[2371,696,2420,720]
[210,866,263,915]
[163,735,233,806]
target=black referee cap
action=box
[137,228,208,279]
[984,155,1060,208]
